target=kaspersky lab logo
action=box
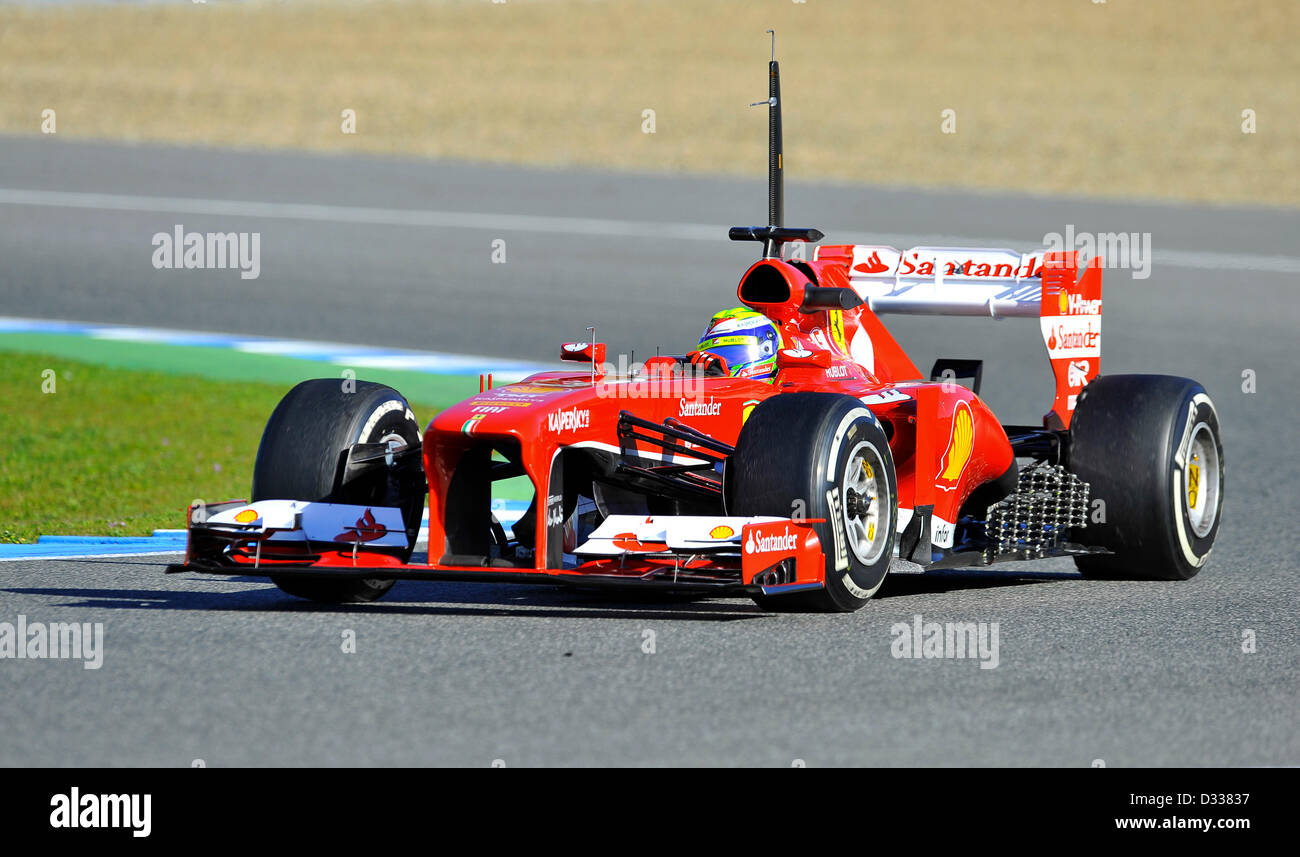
[547,407,590,433]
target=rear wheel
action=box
[727,393,898,612]
[1067,374,1223,580]
[252,379,425,602]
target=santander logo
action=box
[547,407,591,432]
[1046,321,1100,353]
[854,250,890,274]
[745,527,800,554]
[679,397,722,417]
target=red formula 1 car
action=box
[168,53,1224,612]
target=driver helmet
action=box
[697,307,781,381]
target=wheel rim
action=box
[1185,422,1220,538]
[377,431,407,449]
[842,440,889,566]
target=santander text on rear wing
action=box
[814,244,1103,428]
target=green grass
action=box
[0,348,530,543]
[0,332,483,405]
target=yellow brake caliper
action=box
[862,459,876,542]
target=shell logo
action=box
[936,401,974,491]
[234,508,259,524]
[709,525,735,540]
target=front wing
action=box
[168,500,830,597]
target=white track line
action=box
[1,187,1297,274]
[0,316,556,377]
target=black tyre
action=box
[252,379,425,603]
[727,393,898,612]
[1067,374,1223,580]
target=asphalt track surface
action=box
[1,136,1296,766]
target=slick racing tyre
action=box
[252,379,425,603]
[727,393,898,612]
[1066,374,1223,581]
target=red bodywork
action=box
[179,248,1101,594]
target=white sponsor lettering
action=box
[704,318,749,335]
[678,397,722,417]
[860,389,911,406]
[546,495,564,527]
[1067,359,1090,388]
[827,488,850,571]
[747,527,800,554]
[1066,294,1102,315]
[547,407,591,432]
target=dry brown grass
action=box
[0,0,1295,205]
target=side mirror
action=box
[560,342,606,364]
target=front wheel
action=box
[727,392,898,612]
[252,379,425,603]
[1067,374,1223,580]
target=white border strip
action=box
[1,187,1296,274]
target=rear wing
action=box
[814,244,1103,428]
